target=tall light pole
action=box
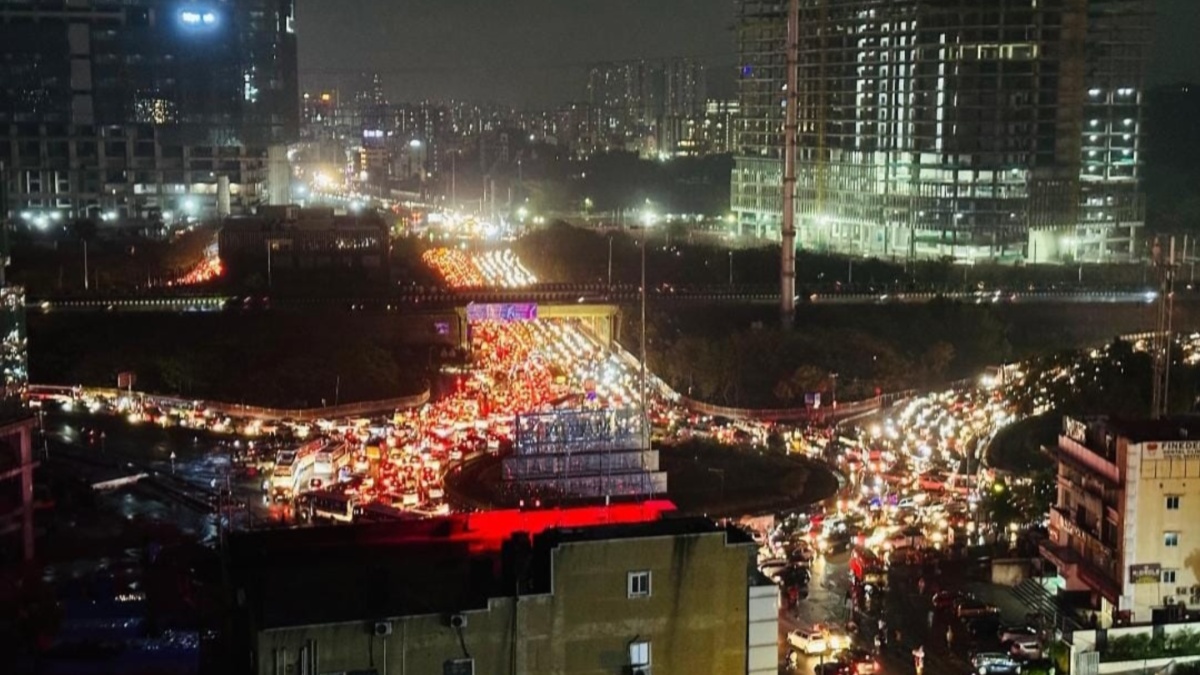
[640,221,649,450]
[607,235,614,288]
[780,0,800,329]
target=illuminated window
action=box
[627,571,651,598]
[629,641,651,670]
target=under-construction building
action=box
[502,409,666,501]
[731,0,1150,263]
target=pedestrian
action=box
[946,625,954,648]
[874,633,883,655]
[918,577,926,595]
[878,618,887,633]
[912,645,926,675]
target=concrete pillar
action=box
[216,175,231,219]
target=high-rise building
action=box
[1041,416,1200,626]
[731,0,1150,263]
[586,59,708,156]
[0,0,300,224]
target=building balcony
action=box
[1040,539,1121,605]
[1050,506,1117,553]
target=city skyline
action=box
[296,0,1200,107]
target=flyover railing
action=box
[27,384,430,421]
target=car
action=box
[932,590,965,610]
[956,597,1001,618]
[967,616,1002,639]
[1008,639,1043,661]
[972,652,1020,675]
[822,626,851,653]
[814,662,852,675]
[838,649,880,675]
[998,625,1039,644]
[788,628,828,655]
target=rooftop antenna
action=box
[1151,235,1177,419]
[780,0,799,329]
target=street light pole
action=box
[608,235,613,288]
[729,250,734,286]
[640,226,648,451]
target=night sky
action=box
[296,0,1200,106]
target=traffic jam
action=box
[760,367,1077,675]
[32,244,1130,674]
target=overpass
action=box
[452,303,623,350]
[25,286,1166,315]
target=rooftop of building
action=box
[221,206,387,233]
[230,501,758,630]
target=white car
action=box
[1008,639,1043,661]
[788,628,828,655]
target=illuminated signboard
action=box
[1129,563,1161,584]
[180,8,219,27]
[1143,441,1200,459]
[465,303,537,323]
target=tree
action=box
[920,341,956,382]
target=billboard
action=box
[1129,563,1161,584]
[1143,441,1200,459]
[465,302,537,323]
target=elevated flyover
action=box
[452,302,622,350]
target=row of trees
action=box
[624,299,1011,408]
[29,313,426,408]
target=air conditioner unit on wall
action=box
[373,621,393,637]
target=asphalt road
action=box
[782,553,1033,675]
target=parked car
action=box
[1008,639,1044,661]
[789,628,829,655]
[972,652,1021,675]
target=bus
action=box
[269,460,304,501]
[269,440,323,501]
[313,441,350,478]
[353,501,419,523]
[306,492,356,523]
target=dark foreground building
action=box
[230,502,778,675]
[0,0,299,224]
